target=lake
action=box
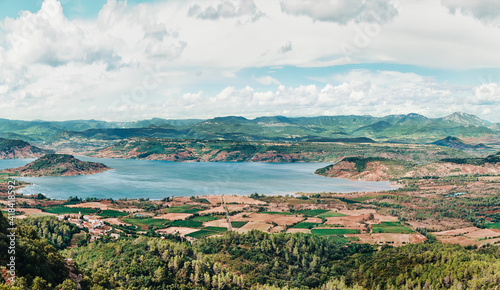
[4,157,396,200]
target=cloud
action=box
[188,0,264,23]
[441,0,500,24]
[279,41,292,54]
[135,70,495,122]
[255,76,281,85]
[0,0,186,69]
[474,83,500,104]
[280,0,399,24]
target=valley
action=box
[0,112,499,289]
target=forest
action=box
[1,213,499,289]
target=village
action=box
[56,212,117,242]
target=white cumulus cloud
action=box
[188,0,264,23]
[442,0,500,25]
[280,0,399,24]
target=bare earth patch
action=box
[478,237,500,246]
[67,202,111,210]
[236,222,272,233]
[199,204,248,214]
[203,219,231,229]
[286,228,311,234]
[156,227,199,237]
[304,217,322,223]
[102,218,131,226]
[434,227,480,236]
[231,213,303,226]
[13,208,57,219]
[269,225,285,233]
[437,236,478,247]
[324,217,364,229]
[464,229,500,239]
[338,209,377,215]
[202,195,266,205]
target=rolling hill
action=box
[315,153,500,181]
[0,112,497,145]
[432,136,490,150]
[1,154,111,177]
[0,138,51,158]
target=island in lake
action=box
[1,153,111,177]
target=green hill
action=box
[0,112,497,144]
[2,154,110,177]
[432,136,490,150]
[0,137,51,158]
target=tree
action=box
[56,279,77,290]
[32,277,51,290]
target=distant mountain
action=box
[432,136,490,150]
[1,154,110,177]
[440,112,498,129]
[0,138,51,158]
[0,112,497,145]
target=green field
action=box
[164,205,203,214]
[186,226,227,239]
[311,228,360,235]
[292,222,320,229]
[97,210,128,218]
[295,209,330,217]
[230,221,248,228]
[121,218,170,228]
[192,198,211,204]
[264,211,295,215]
[337,198,360,204]
[185,230,214,239]
[191,216,219,222]
[371,222,414,234]
[316,211,347,218]
[484,222,500,229]
[168,220,203,228]
[202,226,227,233]
[43,206,98,215]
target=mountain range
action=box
[0,112,498,145]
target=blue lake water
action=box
[4,157,396,200]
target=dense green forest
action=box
[1,212,499,289]
[23,216,83,250]
[66,231,500,289]
[0,213,75,289]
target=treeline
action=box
[23,216,83,249]
[338,243,500,289]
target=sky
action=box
[0,0,500,122]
